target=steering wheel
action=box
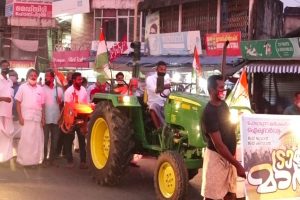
[160,88,171,98]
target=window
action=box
[94,9,140,42]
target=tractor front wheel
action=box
[87,101,134,185]
[154,151,188,200]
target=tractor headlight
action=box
[123,96,130,104]
[230,109,239,124]
[117,95,131,104]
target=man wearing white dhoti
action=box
[0,60,14,163]
[15,69,45,166]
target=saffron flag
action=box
[226,69,251,108]
[109,35,128,61]
[95,32,110,76]
[192,46,201,75]
[54,70,67,87]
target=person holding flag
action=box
[95,32,111,79]
[42,69,63,166]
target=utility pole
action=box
[132,0,141,78]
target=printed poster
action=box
[241,114,300,200]
[206,32,241,56]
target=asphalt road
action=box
[0,156,203,200]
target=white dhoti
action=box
[0,116,14,163]
[201,148,237,199]
[17,120,44,166]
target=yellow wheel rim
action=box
[158,162,176,198]
[90,118,110,169]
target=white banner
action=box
[147,31,202,56]
[12,38,39,52]
[8,16,57,28]
[241,114,300,200]
[145,12,160,39]
[52,0,90,17]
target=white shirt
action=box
[43,85,63,124]
[15,83,45,122]
[145,73,171,107]
[64,85,88,104]
[0,75,13,117]
[87,83,96,102]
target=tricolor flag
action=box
[192,46,201,76]
[95,32,110,77]
[54,70,67,87]
[226,69,251,108]
[109,35,128,62]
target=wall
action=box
[221,0,249,40]
[71,13,94,50]
[283,7,300,35]
[252,0,283,39]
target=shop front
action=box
[241,37,300,114]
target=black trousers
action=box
[64,126,86,163]
[44,123,60,161]
[56,129,66,156]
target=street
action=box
[0,156,203,200]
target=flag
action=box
[54,70,67,87]
[95,32,110,76]
[109,35,128,61]
[226,69,251,108]
[192,46,201,75]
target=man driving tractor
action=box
[145,61,171,129]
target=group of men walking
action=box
[0,60,88,168]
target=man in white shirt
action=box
[0,60,14,163]
[145,61,171,129]
[64,72,88,168]
[15,68,45,166]
[43,69,63,166]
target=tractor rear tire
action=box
[154,151,188,200]
[87,101,134,186]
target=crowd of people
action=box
[0,60,132,169]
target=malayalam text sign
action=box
[241,38,300,60]
[206,32,241,56]
[241,114,300,200]
[13,2,52,18]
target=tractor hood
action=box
[168,92,209,107]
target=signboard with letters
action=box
[241,114,300,200]
[5,0,52,18]
[52,0,90,17]
[205,32,241,56]
[52,50,90,68]
[147,31,202,56]
[241,37,300,60]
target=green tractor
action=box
[88,80,209,199]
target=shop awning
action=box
[246,62,300,74]
[111,55,245,75]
